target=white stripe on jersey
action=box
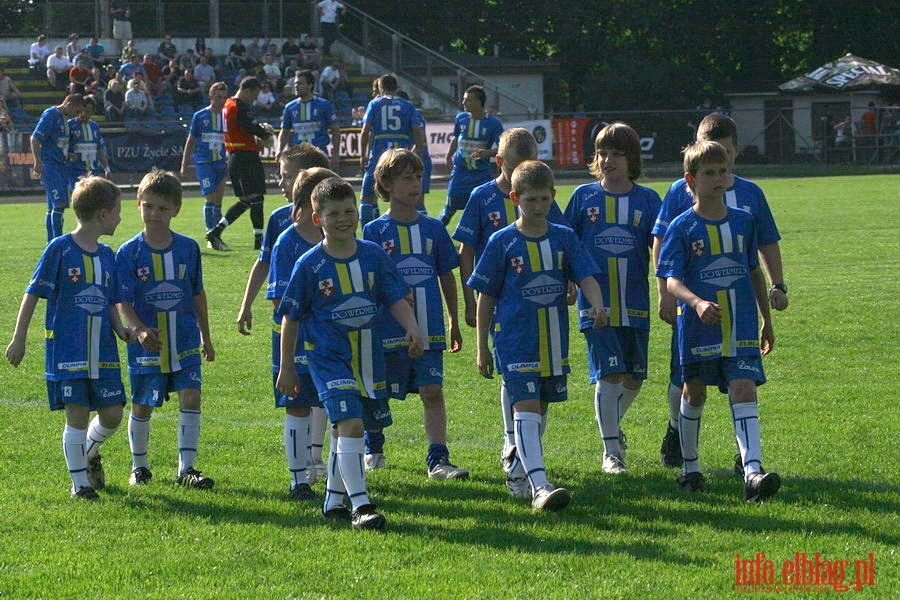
[410,224,422,254]
[538,239,553,271]
[727,289,738,357]
[720,222,734,253]
[91,255,102,285]
[548,308,563,376]
[168,310,181,372]
[415,287,429,350]
[617,196,629,225]
[89,314,101,378]
[360,328,374,398]
[349,260,364,292]
[724,190,737,208]
[617,257,630,327]
[163,251,175,279]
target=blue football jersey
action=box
[363,95,418,156]
[278,240,409,400]
[260,204,293,264]
[189,107,226,164]
[564,182,661,330]
[363,214,458,352]
[468,223,601,379]
[281,96,337,151]
[453,180,568,261]
[32,106,70,166]
[451,111,503,172]
[25,234,121,380]
[656,207,761,364]
[652,176,781,246]
[116,232,204,374]
[67,117,105,174]
[267,224,318,373]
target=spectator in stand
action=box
[120,39,137,65]
[66,34,82,62]
[245,37,262,67]
[194,55,217,93]
[318,0,344,54]
[351,106,365,127]
[284,58,302,81]
[119,53,145,81]
[176,69,204,110]
[227,38,250,70]
[318,61,340,100]
[84,73,104,108]
[336,63,352,96]
[277,83,294,108]
[110,0,133,50]
[29,34,52,69]
[179,48,198,71]
[125,78,156,119]
[161,59,180,93]
[266,43,282,67]
[262,54,282,87]
[47,47,73,90]
[141,54,163,96]
[83,37,106,67]
[253,81,278,117]
[68,58,93,94]
[233,69,247,90]
[860,102,878,138]
[104,64,117,85]
[104,79,126,121]
[0,97,12,132]
[158,34,178,64]
[0,68,22,109]
[281,38,301,65]
[195,37,207,58]
[203,48,224,80]
[299,34,321,69]
[833,115,851,147]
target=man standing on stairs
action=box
[317,0,344,55]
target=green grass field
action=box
[0,174,897,599]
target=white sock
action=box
[679,398,704,474]
[324,430,347,511]
[596,380,623,455]
[336,436,370,510]
[668,383,682,428]
[128,414,151,470]
[178,409,201,475]
[619,386,641,419]
[731,400,762,479]
[309,407,327,464]
[284,413,311,486]
[514,411,549,493]
[500,382,515,451]
[85,415,119,458]
[63,425,89,491]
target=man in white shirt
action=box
[47,47,73,90]
[318,61,340,100]
[29,35,51,68]
[317,0,344,54]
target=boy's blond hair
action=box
[682,140,729,178]
[511,160,554,194]
[208,81,228,95]
[374,148,423,200]
[137,169,182,208]
[589,122,642,180]
[292,167,338,217]
[497,127,537,163]
[70,176,120,221]
[311,177,355,213]
[280,142,330,171]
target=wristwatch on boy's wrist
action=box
[771,282,788,294]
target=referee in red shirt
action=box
[206,76,274,250]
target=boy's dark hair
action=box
[696,113,738,144]
[497,128,537,163]
[374,148,423,200]
[296,69,316,86]
[292,167,338,219]
[589,121,642,180]
[464,85,486,107]
[311,177,355,213]
[379,74,398,94]
[82,96,96,109]
[70,176,120,221]
[682,140,728,178]
[137,169,183,208]
[239,76,261,91]
[511,160,554,194]
[280,142,330,170]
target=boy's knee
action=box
[419,384,443,405]
[131,403,154,419]
[335,418,363,438]
[728,379,757,404]
[98,403,124,427]
[178,388,202,410]
[684,380,706,406]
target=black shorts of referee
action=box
[228,150,266,198]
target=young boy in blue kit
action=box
[656,141,780,502]
[563,123,661,474]
[469,160,606,511]
[267,166,335,500]
[276,177,424,530]
[7,176,133,500]
[653,114,787,473]
[363,149,468,480]
[116,170,216,488]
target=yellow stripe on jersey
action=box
[605,195,617,224]
[537,307,550,377]
[82,254,94,284]
[152,252,164,281]
[157,311,171,373]
[503,197,516,224]
[348,329,366,396]
[717,289,732,358]
[526,241,542,272]
[607,257,621,325]
[45,329,54,339]
[398,225,411,255]
[335,263,352,295]
[706,224,722,255]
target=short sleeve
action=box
[452,199,479,246]
[114,244,138,303]
[656,223,688,281]
[25,242,61,298]
[432,225,458,275]
[467,235,505,298]
[277,259,310,322]
[753,192,781,246]
[562,192,580,235]
[189,240,203,296]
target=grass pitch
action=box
[0,174,897,598]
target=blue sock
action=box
[46,208,64,242]
[364,430,384,454]
[437,204,456,226]
[426,443,449,470]
[203,202,220,231]
[359,201,379,229]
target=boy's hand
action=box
[589,306,608,329]
[6,339,25,367]
[464,300,476,328]
[448,321,462,353]
[275,368,299,397]
[759,322,775,355]
[405,330,424,359]
[136,327,162,352]
[236,306,253,335]
[566,281,578,305]
[658,293,677,324]
[476,346,493,379]
[202,339,215,361]
[118,327,138,344]
[769,288,788,311]
[694,300,721,325]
